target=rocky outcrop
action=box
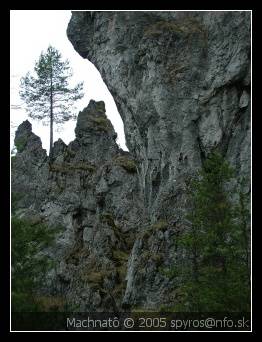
[12,120,48,210]
[67,11,250,216]
[11,11,251,311]
[12,100,143,311]
[66,11,250,309]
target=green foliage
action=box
[11,192,24,213]
[20,45,84,152]
[170,152,250,312]
[11,217,59,312]
[15,136,27,153]
[91,116,112,132]
[114,156,137,173]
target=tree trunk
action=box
[49,67,54,160]
[50,105,53,158]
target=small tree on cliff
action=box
[20,45,84,156]
[173,152,250,312]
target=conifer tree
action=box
[174,152,250,312]
[20,45,84,156]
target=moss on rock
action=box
[114,156,137,173]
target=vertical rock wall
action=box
[11,11,251,311]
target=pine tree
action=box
[11,217,58,311]
[20,45,84,156]
[174,152,250,312]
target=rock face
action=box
[66,11,250,308]
[67,11,250,215]
[12,11,251,311]
[12,120,48,210]
[12,101,143,311]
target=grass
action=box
[91,117,112,132]
[84,271,105,284]
[112,249,129,290]
[114,156,137,173]
[151,253,163,267]
[151,220,169,231]
[139,220,169,240]
[140,250,163,267]
[49,161,96,173]
[100,213,127,244]
[64,246,89,265]
[144,20,185,37]
[124,234,136,250]
[116,264,127,280]
[96,102,105,112]
[63,149,76,161]
[81,269,114,290]
[100,212,115,227]
[11,191,25,212]
[131,307,156,313]
[112,249,129,264]
[167,64,187,85]
[144,18,208,46]
[34,296,66,312]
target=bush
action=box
[114,156,137,173]
[15,136,27,153]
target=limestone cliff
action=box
[11,11,251,311]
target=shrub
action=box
[15,136,27,153]
[114,156,137,173]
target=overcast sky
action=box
[10,10,128,153]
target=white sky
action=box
[10,10,128,153]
